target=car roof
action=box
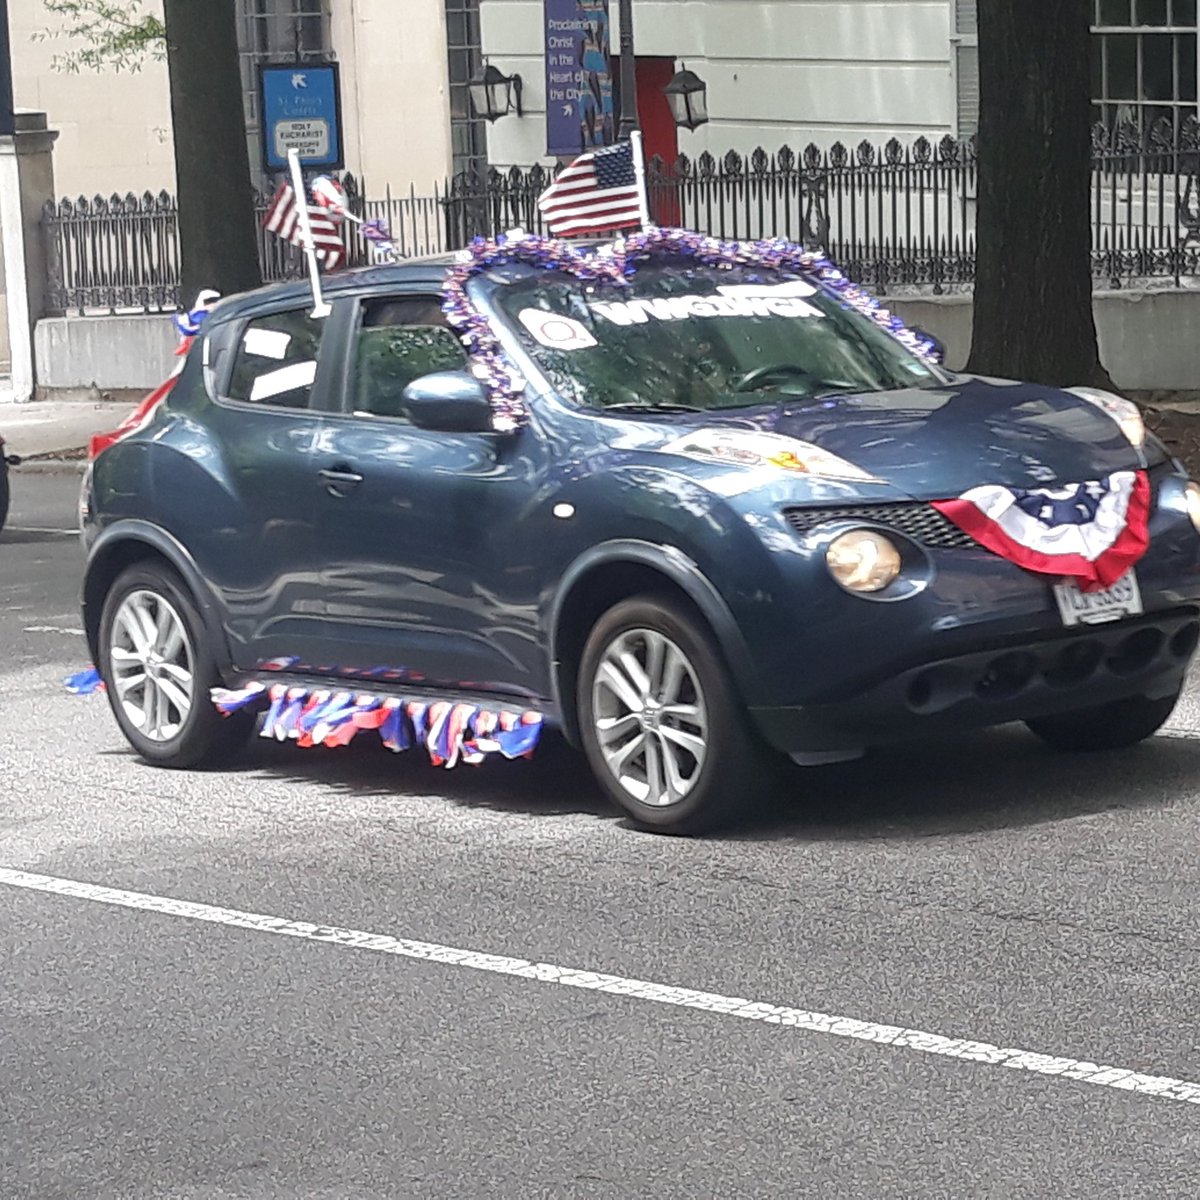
[207,236,633,324]
[209,254,460,323]
[206,235,748,325]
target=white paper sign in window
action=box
[518,308,598,351]
[242,327,293,360]
[249,359,317,402]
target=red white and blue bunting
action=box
[64,668,544,769]
[213,682,543,768]
[932,470,1152,591]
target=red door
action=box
[634,57,679,171]
[611,55,682,225]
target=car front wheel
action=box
[98,561,254,767]
[1025,688,1181,752]
[577,595,768,835]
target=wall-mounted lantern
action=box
[469,64,524,123]
[664,67,709,132]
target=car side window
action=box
[352,296,468,420]
[225,309,325,409]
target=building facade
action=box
[7,0,1198,195]
[10,0,481,197]
[480,0,971,172]
[479,0,1200,169]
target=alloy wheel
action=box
[591,627,709,807]
[108,588,196,743]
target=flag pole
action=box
[629,128,652,230]
[287,148,332,319]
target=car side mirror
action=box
[911,327,946,365]
[401,370,496,433]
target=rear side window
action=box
[352,296,468,420]
[226,309,325,409]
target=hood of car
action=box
[722,375,1149,500]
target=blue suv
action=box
[79,236,1200,833]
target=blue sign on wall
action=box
[544,0,614,157]
[258,62,344,173]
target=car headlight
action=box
[662,428,880,482]
[1065,387,1145,448]
[1185,482,1200,534]
[826,529,902,593]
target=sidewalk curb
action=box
[12,457,89,475]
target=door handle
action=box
[318,466,364,495]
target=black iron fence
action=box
[41,117,1200,316]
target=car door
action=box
[198,303,339,672]
[309,289,547,698]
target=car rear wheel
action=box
[577,595,768,835]
[98,561,254,767]
[1025,688,1181,752]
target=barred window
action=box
[1093,0,1198,136]
[952,0,979,138]
[954,1,1199,139]
[445,0,488,179]
[239,0,333,180]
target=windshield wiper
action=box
[602,402,706,414]
[813,387,873,399]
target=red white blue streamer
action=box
[171,288,221,341]
[932,470,1152,591]
[91,289,219,460]
[212,681,544,767]
[65,666,105,695]
[66,668,544,768]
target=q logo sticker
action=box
[518,308,598,351]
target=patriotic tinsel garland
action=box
[442,226,943,432]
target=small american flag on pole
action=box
[262,180,346,270]
[537,139,648,237]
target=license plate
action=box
[1053,571,1143,627]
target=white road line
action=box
[22,625,85,636]
[2,867,1199,1108]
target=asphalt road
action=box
[5,469,1200,1198]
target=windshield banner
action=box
[589,281,824,327]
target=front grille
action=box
[785,462,1177,552]
[783,502,977,549]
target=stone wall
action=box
[891,289,1200,394]
[33,287,1200,397]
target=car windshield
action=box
[490,261,943,412]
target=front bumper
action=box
[751,607,1200,754]
[722,463,1200,708]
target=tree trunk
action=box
[163,0,261,307]
[966,0,1114,390]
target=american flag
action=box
[537,140,644,237]
[262,180,346,270]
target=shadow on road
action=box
[135,718,1200,842]
[744,726,1199,842]
[236,728,617,822]
[0,529,79,547]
